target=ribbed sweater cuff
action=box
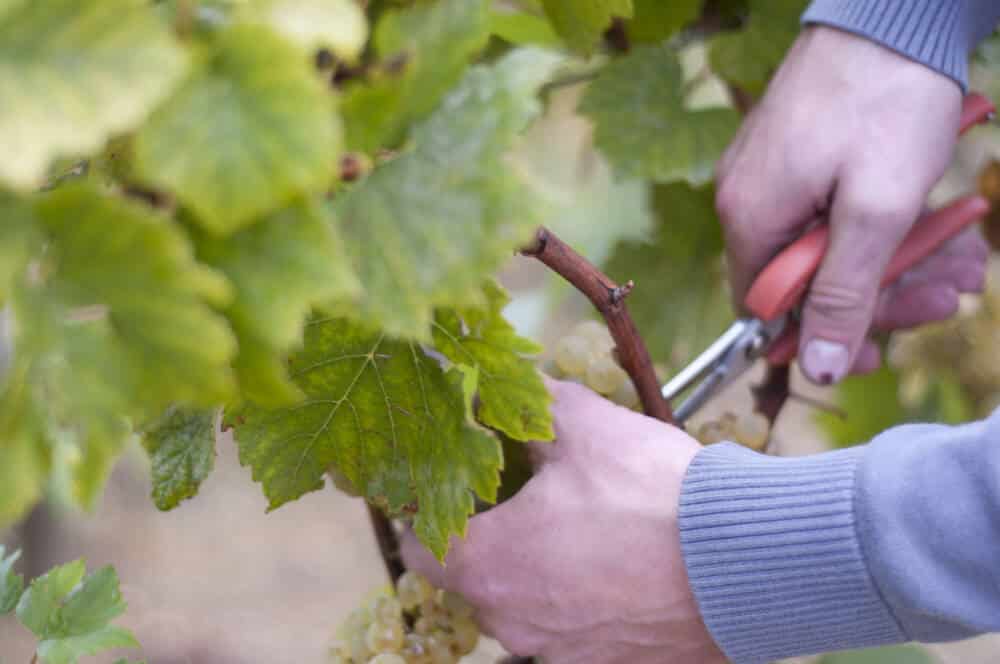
[802,0,970,90]
[679,443,905,663]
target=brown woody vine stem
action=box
[367,504,405,586]
[522,227,676,425]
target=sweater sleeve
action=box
[801,0,1000,91]
[679,409,1000,663]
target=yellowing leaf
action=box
[433,281,553,442]
[142,407,217,511]
[1,185,235,516]
[134,25,339,234]
[0,0,187,190]
[341,0,491,152]
[0,192,39,304]
[580,42,739,185]
[334,48,562,339]
[241,0,368,58]
[540,0,633,54]
[193,199,360,405]
[709,0,807,96]
[232,317,502,559]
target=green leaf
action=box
[142,407,217,511]
[0,192,40,304]
[193,199,360,405]
[818,364,908,449]
[602,183,731,369]
[489,6,560,46]
[238,0,368,58]
[334,48,561,339]
[433,281,553,442]
[0,0,187,190]
[579,42,740,185]
[57,566,127,637]
[0,374,50,527]
[340,0,491,153]
[37,626,140,664]
[18,561,138,664]
[627,0,700,43]
[4,185,235,511]
[16,559,87,637]
[0,546,24,613]
[540,0,633,54]
[134,25,339,234]
[820,644,935,664]
[232,317,502,559]
[709,0,807,96]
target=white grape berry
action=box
[438,590,474,618]
[554,334,591,376]
[372,596,403,625]
[369,654,406,664]
[397,571,434,610]
[573,320,613,350]
[609,378,639,409]
[365,620,405,654]
[425,632,456,664]
[585,355,628,395]
[349,630,372,662]
[449,615,479,655]
[401,633,431,664]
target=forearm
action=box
[679,410,1000,663]
[803,0,1000,90]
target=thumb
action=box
[799,180,922,384]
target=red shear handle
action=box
[743,92,995,365]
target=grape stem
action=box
[367,503,405,586]
[522,227,676,425]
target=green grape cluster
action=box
[888,259,1000,416]
[331,571,480,664]
[691,411,771,452]
[550,320,640,409]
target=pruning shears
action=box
[662,93,997,425]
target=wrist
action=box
[679,443,905,663]
[802,0,971,91]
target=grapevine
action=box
[1,2,997,663]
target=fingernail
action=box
[802,339,849,385]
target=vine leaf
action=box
[489,5,560,47]
[134,25,339,235]
[238,0,368,58]
[334,48,562,340]
[580,43,739,186]
[0,185,235,520]
[0,0,188,190]
[141,407,217,511]
[627,0,700,44]
[17,561,139,664]
[231,317,502,560]
[340,0,491,153]
[193,199,360,406]
[0,545,24,613]
[603,183,731,369]
[540,0,633,54]
[433,281,554,442]
[0,192,39,304]
[709,0,807,96]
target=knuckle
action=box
[805,281,872,320]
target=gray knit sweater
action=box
[679,6,1000,662]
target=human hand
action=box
[400,378,725,664]
[716,26,986,384]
